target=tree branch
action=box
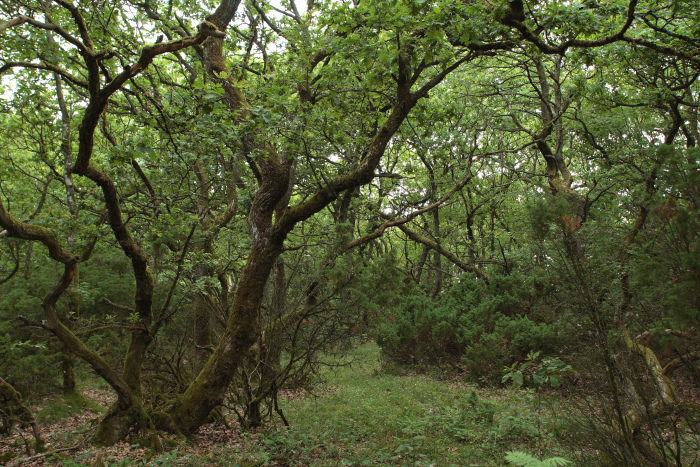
[501,0,638,55]
[0,14,87,53]
[0,61,88,88]
[0,199,78,264]
[347,170,473,249]
[396,223,490,283]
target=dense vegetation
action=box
[1,0,699,464]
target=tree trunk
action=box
[163,0,467,433]
[168,232,285,434]
[193,297,213,365]
[61,349,77,395]
[92,403,146,446]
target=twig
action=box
[8,434,91,466]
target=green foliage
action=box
[505,451,570,467]
[1,0,699,454]
[503,351,576,390]
[377,271,564,383]
[633,146,700,332]
[527,195,573,241]
[0,264,63,397]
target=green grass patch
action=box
[230,343,571,466]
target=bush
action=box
[377,271,564,383]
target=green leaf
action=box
[512,371,524,387]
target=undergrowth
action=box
[36,393,106,425]
[229,343,572,466]
[11,343,572,466]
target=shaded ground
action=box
[2,387,264,466]
[2,345,572,466]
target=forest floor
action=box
[1,344,577,466]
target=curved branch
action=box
[663,351,700,376]
[347,171,474,249]
[501,0,638,55]
[104,21,225,96]
[621,35,700,67]
[42,264,135,408]
[0,61,88,88]
[53,0,94,51]
[0,254,19,285]
[250,0,285,38]
[73,21,225,175]
[0,14,87,52]
[0,199,78,264]
[396,223,490,283]
[638,15,700,48]
[0,16,28,33]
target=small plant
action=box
[502,351,575,390]
[505,451,570,466]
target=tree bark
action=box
[168,227,287,433]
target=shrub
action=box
[377,271,564,383]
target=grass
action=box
[16,343,571,466]
[228,343,571,467]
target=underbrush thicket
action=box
[238,344,572,466]
[374,150,700,465]
[376,271,566,384]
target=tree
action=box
[2,0,695,451]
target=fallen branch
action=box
[8,434,91,466]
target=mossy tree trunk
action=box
[163,0,479,433]
[0,14,224,445]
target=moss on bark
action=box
[92,402,146,447]
[0,379,44,452]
